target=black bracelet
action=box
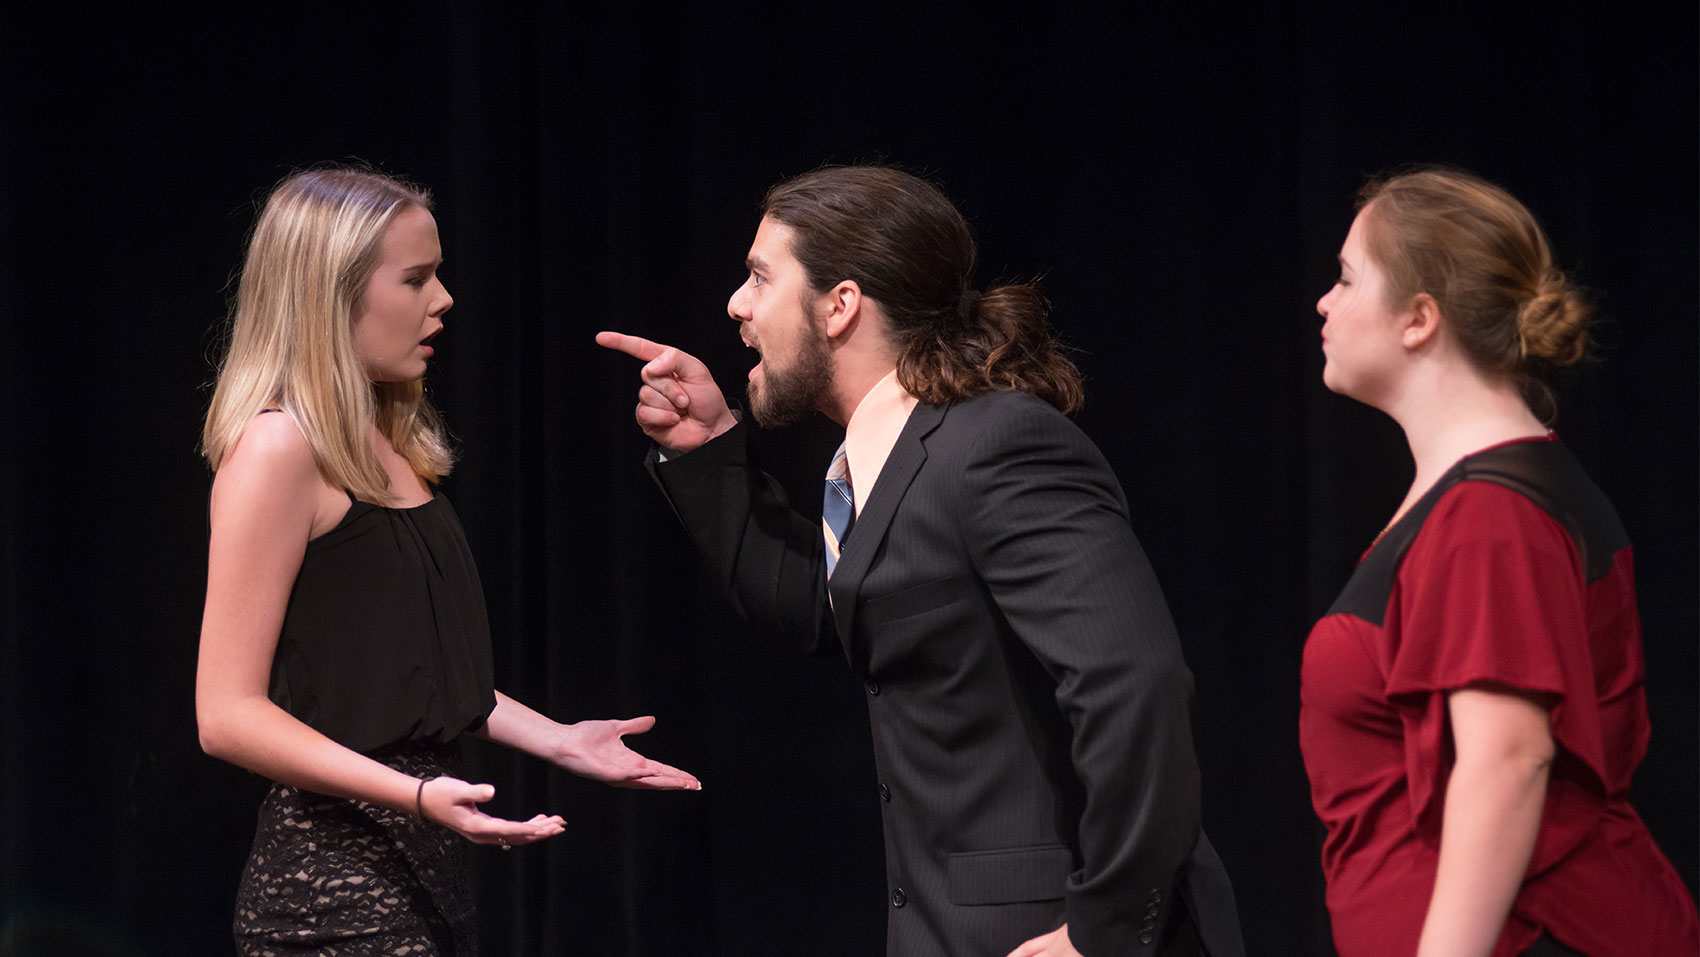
[416,777,431,820]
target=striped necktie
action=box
[822,442,855,578]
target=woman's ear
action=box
[1402,292,1443,350]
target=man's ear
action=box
[1402,292,1443,350]
[820,280,862,340]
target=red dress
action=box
[1300,436,1698,956]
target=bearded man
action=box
[600,166,1241,957]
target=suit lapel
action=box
[828,402,948,653]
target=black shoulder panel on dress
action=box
[1454,440,1629,584]
[1326,480,1448,627]
[1325,440,1628,627]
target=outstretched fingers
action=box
[615,715,659,735]
[625,760,702,791]
[420,776,566,847]
[612,716,700,790]
[463,813,565,848]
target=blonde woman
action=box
[197,166,698,955]
[1302,168,1698,957]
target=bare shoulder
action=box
[218,413,318,484]
[211,413,337,531]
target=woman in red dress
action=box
[1301,167,1698,957]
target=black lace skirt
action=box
[233,741,476,956]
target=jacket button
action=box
[865,678,881,695]
[1139,932,1154,945]
[1147,889,1163,904]
[879,783,891,803]
[891,887,907,908]
[1146,903,1160,918]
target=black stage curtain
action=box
[1,4,1692,955]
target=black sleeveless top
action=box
[269,492,497,752]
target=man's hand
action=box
[548,715,702,791]
[1007,924,1082,957]
[596,331,738,454]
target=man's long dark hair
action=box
[761,166,1084,413]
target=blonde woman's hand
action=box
[549,715,701,791]
[416,776,565,847]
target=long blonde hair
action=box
[202,166,454,501]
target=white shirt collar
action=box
[841,368,919,516]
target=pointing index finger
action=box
[596,330,665,362]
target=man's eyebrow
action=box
[746,254,769,272]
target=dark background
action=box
[1,3,1693,955]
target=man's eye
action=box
[752,272,766,287]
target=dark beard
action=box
[747,321,832,428]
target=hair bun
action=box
[1517,272,1589,367]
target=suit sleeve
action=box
[646,421,837,655]
[958,398,1202,955]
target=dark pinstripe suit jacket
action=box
[652,389,1242,957]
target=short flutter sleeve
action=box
[1383,481,1610,875]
